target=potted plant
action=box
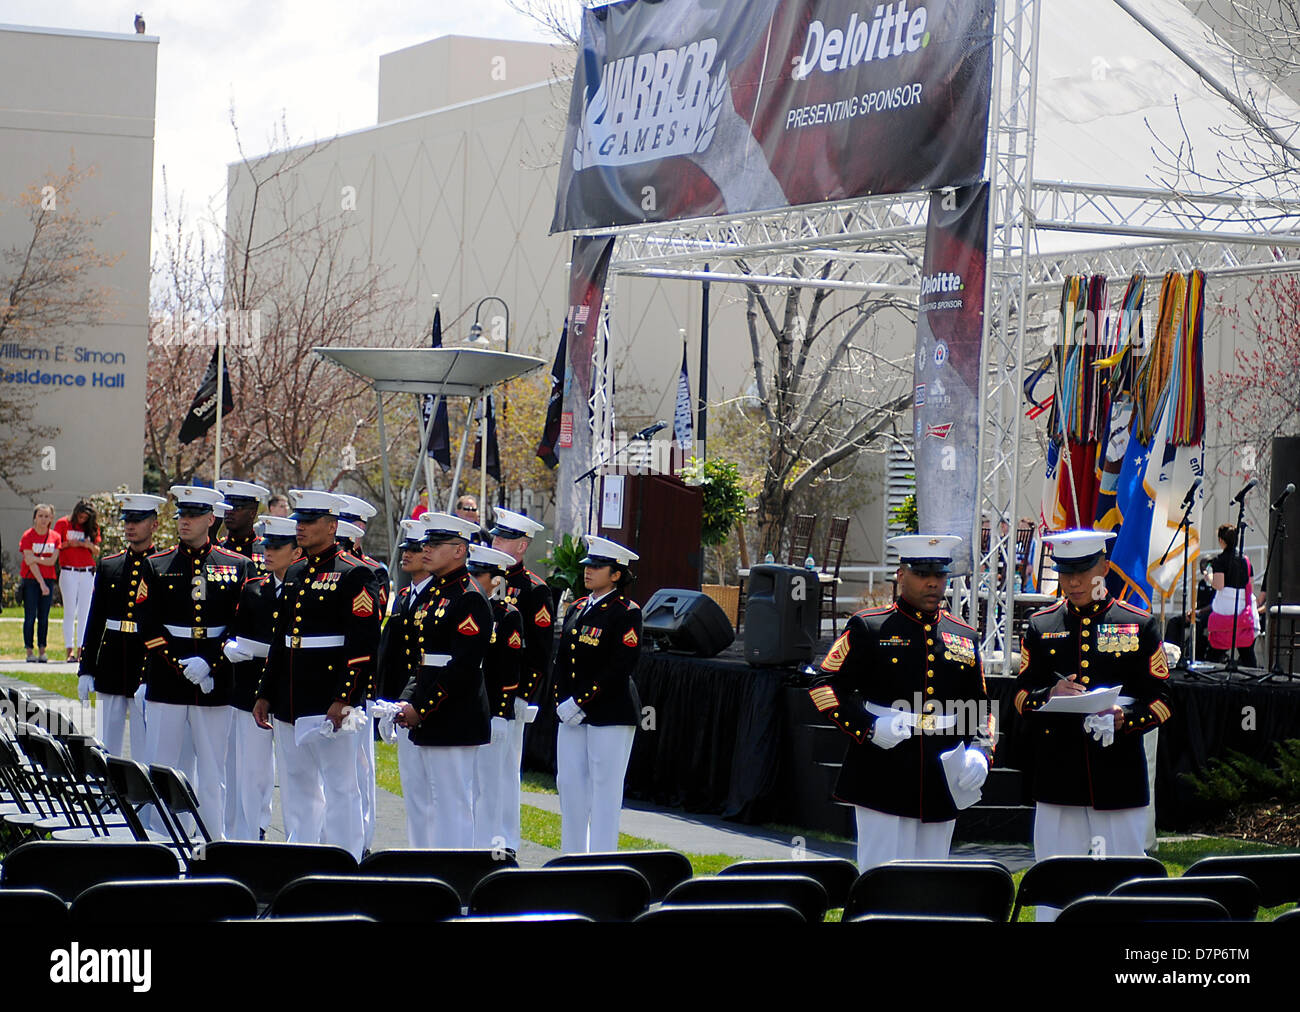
[680,455,748,623]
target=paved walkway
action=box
[1,670,1034,871]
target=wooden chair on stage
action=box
[786,514,818,567]
[819,517,851,637]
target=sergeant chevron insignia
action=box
[352,590,374,617]
[821,631,851,672]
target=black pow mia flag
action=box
[178,348,235,444]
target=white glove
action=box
[181,656,211,684]
[955,748,990,791]
[556,696,585,726]
[197,674,215,695]
[370,699,402,744]
[513,695,529,721]
[871,711,914,750]
[223,639,254,664]
[134,683,147,707]
[78,675,94,701]
[1084,712,1116,748]
[490,715,508,745]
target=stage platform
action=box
[523,634,1300,842]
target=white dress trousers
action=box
[223,708,274,841]
[854,806,956,871]
[273,718,365,861]
[504,705,527,852]
[356,701,377,852]
[1143,728,1159,851]
[96,690,146,760]
[397,730,478,849]
[472,717,511,849]
[59,568,95,649]
[145,701,232,840]
[1032,801,1147,921]
[556,722,636,854]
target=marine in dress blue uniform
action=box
[394,512,493,849]
[252,490,379,861]
[553,536,643,854]
[215,479,269,574]
[77,493,164,759]
[139,485,252,838]
[808,535,995,870]
[491,506,553,852]
[1015,530,1172,917]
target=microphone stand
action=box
[1259,496,1296,682]
[574,432,653,535]
[1158,495,1219,681]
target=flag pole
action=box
[213,323,225,483]
[423,294,440,508]
[480,390,488,524]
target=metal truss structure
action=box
[581,0,1300,669]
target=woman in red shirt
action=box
[19,503,61,663]
[54,499,102,662]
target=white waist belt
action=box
[284,634,345,649]
[104,619,139,633]
[238,637,270,658]
[421,653,452,668]
[164,624,227,639]
[864,700,958,730]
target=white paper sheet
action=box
[939,746,982,810]
[1036,685,1121,714]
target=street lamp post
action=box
[469,296,511,508]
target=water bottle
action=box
[1014,572,1022,595]
[805,555,816,570]
[763,551,775,564]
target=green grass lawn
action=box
[0,606,70,660]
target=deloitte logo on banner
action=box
[572,40,728,170]
[794,3,932,81]
[920,271,964,295]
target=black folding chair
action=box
[452,913,595,924]
[0,840,180,902]
[469,867,651,922]
[269,874,462,922]
[0,734,54,845]
[9,726,98,841]
[71,877,257,924]
[664,875,829,923]
[1275,907,1300,924]
[545,850,692,904]
[720,858,859,909]
[105,755,190,855]
[848,913,995,924]
[148,763,212,858]
[17,729,117,841]
[1056,896,1230,923]
[80,745,159,842]
[188,841,358,906]
[0,887,69,925]
[1184,855,1300,909]
[636,903,805,924]
[1011,856,1167,921]
[845,861,1015,922]
[359,848,516,907]
[1110,875,1260,921]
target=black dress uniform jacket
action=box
[257,545,380,724]
[1015,595,1172,810]
[140,541,251,707]
[552,590,642,727]
[377,578,438,701]
[486,598,524,720]
[226,574,280,712]
[399,566,493,747]
[220,530,265,575]
[807,600,995,823]
[503,563,555,704]
[78,546,155,696]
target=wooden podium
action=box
[597,473,702,605]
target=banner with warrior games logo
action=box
[913,182,988,575]
[551,0,993,231]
